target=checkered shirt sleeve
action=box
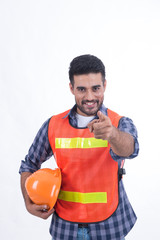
[19,119,52,174]
[110,117,139,161]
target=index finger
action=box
[97,111,107,122]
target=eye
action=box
[77,87,86,92]
[92,86,100,92]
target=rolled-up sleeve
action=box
[110,117,139,161]
[19,119,53,174]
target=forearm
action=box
[20,172,33,206]
[20,171,55,219]
[109,127,134,157]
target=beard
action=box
[76,99,104,116]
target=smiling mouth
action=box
[82,101,98,107]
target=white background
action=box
[0,0,160,239]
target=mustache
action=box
[82,100,99,104]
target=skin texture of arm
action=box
[20,172,55,219]
[87,111,134,157]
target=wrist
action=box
[25,197,33,210]
[108,126,118,143]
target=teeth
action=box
[87,102,93,105]
[85,102,95,105]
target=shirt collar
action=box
[66,104,108,128]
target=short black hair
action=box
[69,54,106,86]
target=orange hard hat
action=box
[25,168,61,210]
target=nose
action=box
[85,90,94,101]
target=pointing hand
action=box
[87,111,114,141]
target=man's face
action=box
[69,73,106,116]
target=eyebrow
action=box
[76,85,101,89]
[92,85,101,88]
[77,86,85,89]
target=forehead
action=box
[73,73,103,87]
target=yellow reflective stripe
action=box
[58,190,107,204]
[55,137,108,149]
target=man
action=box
[19,54,139,240]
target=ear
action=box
[69,82,74,95]
[103,80,107,91]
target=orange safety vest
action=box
[48,109,122,223]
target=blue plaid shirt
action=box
[19,105,139,240]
